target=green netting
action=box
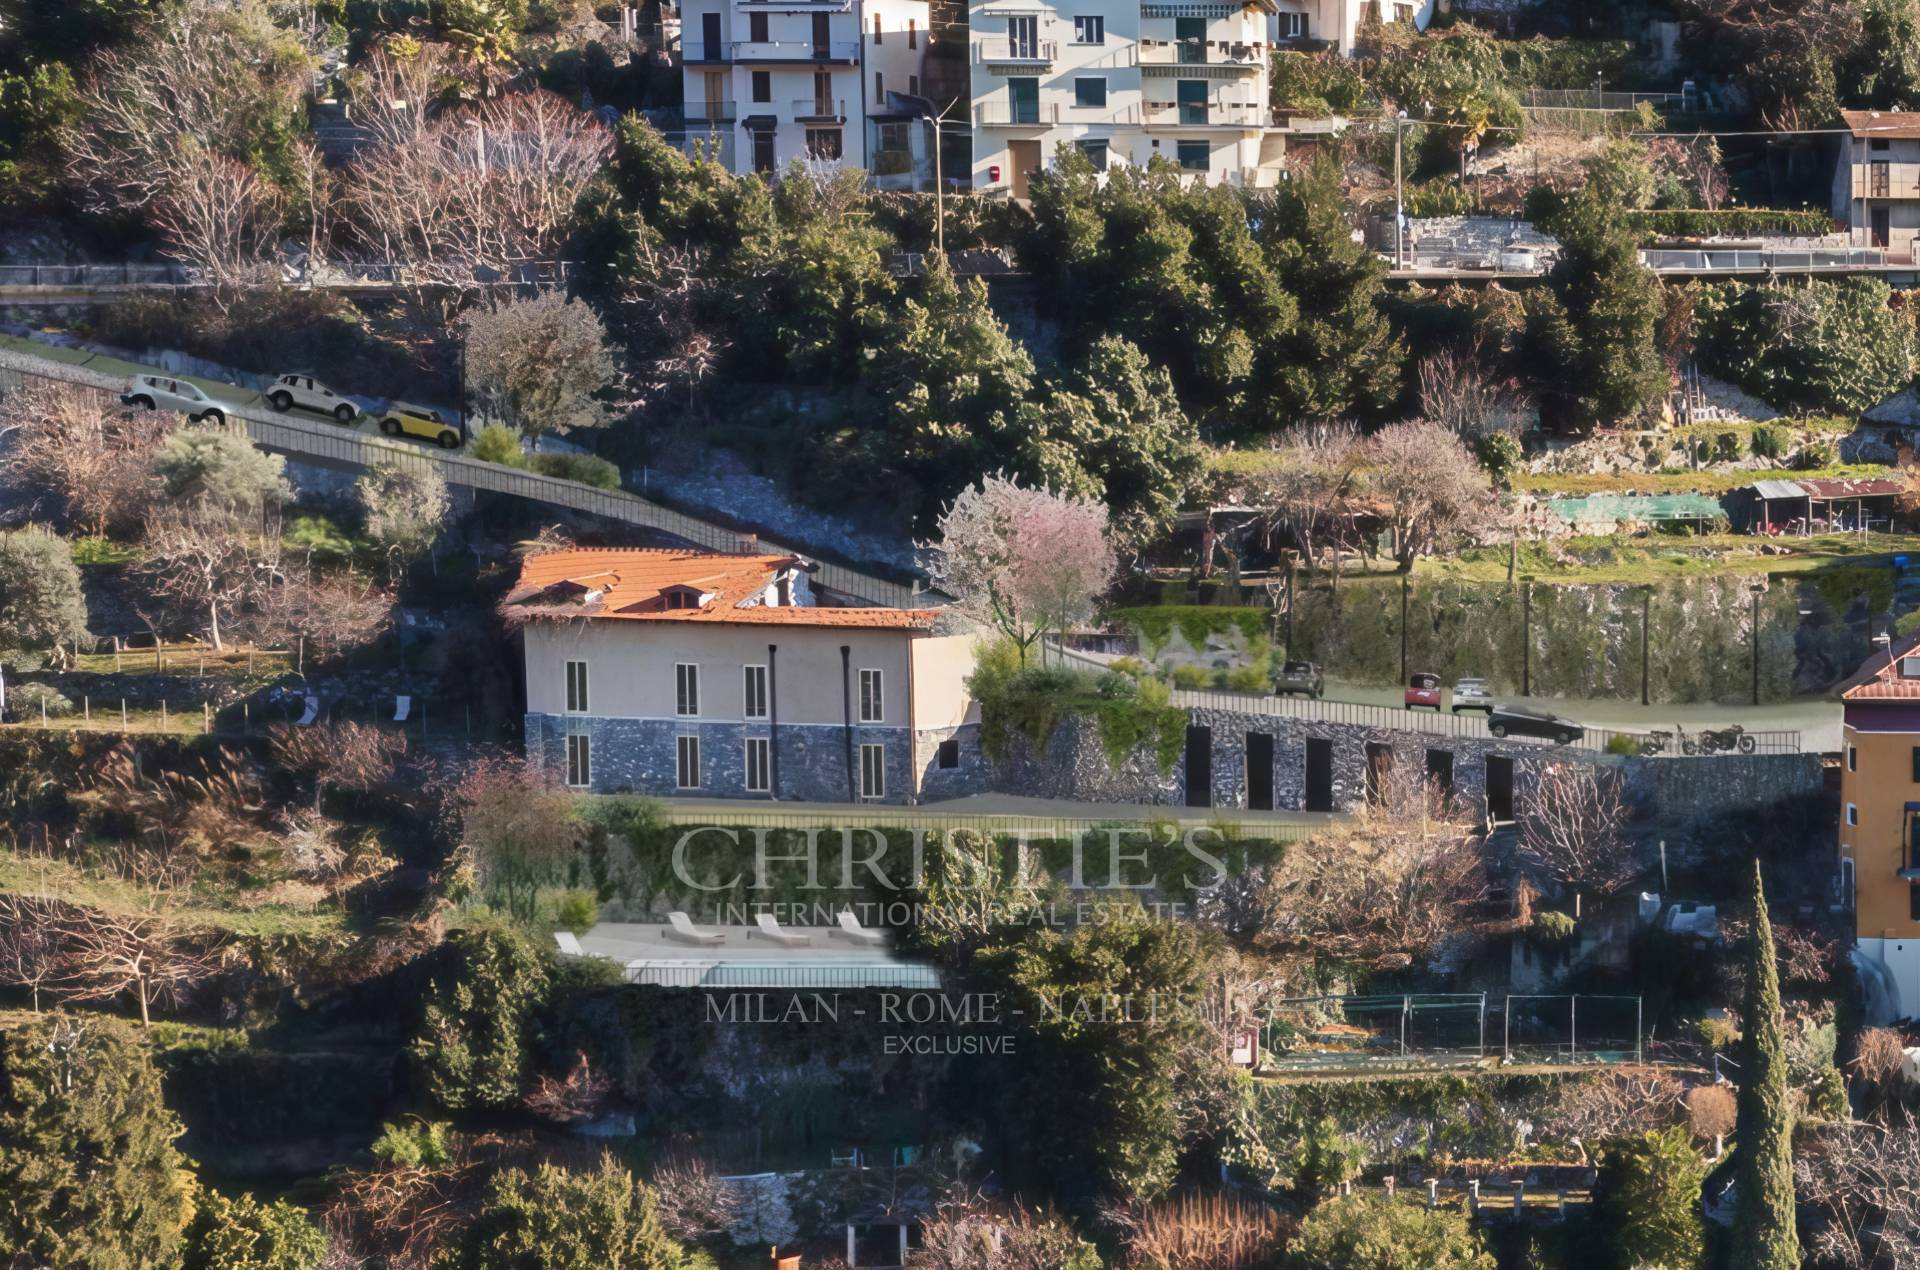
[1547,493,1726,524]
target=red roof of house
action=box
[1841,110,1920,140]
[503,548,931,629]
[1840,633,1920,700]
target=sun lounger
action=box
[832,910,887,946]
[296,695,320,726]
[553,931,584,955]
[665,911,723,945]
[753,913,809,947]
[394,695,411,722]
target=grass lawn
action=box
[0,853,349,936]
[1418,531,1920,585]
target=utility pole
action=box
[1751,582,1765,706]
[933,99,960,257]
[1400,574,1410,684]
[1640,586,1652,706]
[1521,575,1535,698]
[1393,111,1407,269]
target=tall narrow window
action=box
[564,660,589,712]
[859,669,883,722]
[875,71,884,99]
[860,743,886,798]
[745,737,771,793]
[744,665,769,719]
[566,734,592,788]
[749,11,768,41]
[675,663,700,716]
[677,735,701,788]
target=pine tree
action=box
[1731,859,1800,1268]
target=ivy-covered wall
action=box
[1276,572,1886,703]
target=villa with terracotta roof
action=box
[1836,634,1920,1022]
[503,548,982,803]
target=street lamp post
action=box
[1750,583,1766,706]
[1393,110,1408,269]
[1400,574,1410,684]
[1640,586,1652,707]
[1521,575,1536,698]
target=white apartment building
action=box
[680,0,931,175]
[1269,0,1433,53]
[969,0,1289,195]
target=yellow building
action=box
[1839,639,1920,1023]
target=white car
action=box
[120,374,229,423]
[266,373,360,423]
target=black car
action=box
[1273,660,1325,699]
[1486,704,1585,745]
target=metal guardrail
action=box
[0,352,921,608]
[1639,248,1897,273]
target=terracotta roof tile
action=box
[503,548,932,630]
[1841,632,1920,700]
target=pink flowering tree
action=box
[927,474,1117,664]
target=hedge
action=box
[1628,208,1835,240]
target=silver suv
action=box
[120,374,229,423]
[266,373,359,423]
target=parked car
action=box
[1451,677,1494,713]
[120,374,228,423]
[1486,704,1585,745]
[266,373,359,422]
[1273,660,1324,699]
[1404,672,1442,711]
[378,402,465,449]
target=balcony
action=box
[976,37,1057,66]
[792,96,848,121]
[737,0,850,7]
[727,39,859,62]
[973,102,1142,126]
[1142,100,1268,128]
[685,99,738,123]
[1138,38,1267,70]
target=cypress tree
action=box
[1731,859,1799,1268]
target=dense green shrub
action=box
[1270,50,1375,114]
[408,927,553,1111]
[183,1191,327,1270]
[1170,665,1212,690]
[471,424,524,466]
[527,451,622,490]
[1108,606,1269,657]
[1749,425,1789,460]
[0,526,88,651]
[970,642,1186,773]
[1695,277,1915,415]
[7,683,73,719]
[1473,432,1524,490]
[1292,1193,1494,1268]
[0,1016,189,1267]
[1628,208,1834,239]
[447,1159,715,1270]
[1592,1128,1707,1270]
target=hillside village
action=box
[7,0,1920,1267]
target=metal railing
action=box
[1142,101,1267,127]
[0,350,922,608]
[1639,247,1896,273]
[728,39,859,60]
[684,100,738,122]
[976,37,1057,62]
[973,102,1144,126]
[0,260,576,292]
[1519,88,1688,112]
[791,97,847,119]
[1137,38,1266,66]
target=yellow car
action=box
[377,403,466,449]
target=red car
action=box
[1404,673,1442,711]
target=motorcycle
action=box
[1679,724,1758,756]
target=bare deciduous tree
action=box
[1228,423,1364,576]
[255,559,394,661]
[1253,812,1489,969]
[1537,1070,1686,1162]
[1517,763,1638,908]
[521,1052,612,1124]
[64,0,311,215]
[1365,419,1498,571]
[357,460,450,582]
[1,381,169,536]
[648,1154,740,1244]
[343,90,607,314]
[141,505,284,650]
[150,144,289,310]
[909,1188,1098,1269]
[0,893,70,1012]
[1417,348,1532,439]
[270,722,407,812]
[56,908,220,1027]
[1796,1114,1920,1269]
[459,292,618,437]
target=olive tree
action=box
[0,527,88,651]
[460,292,619,437]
